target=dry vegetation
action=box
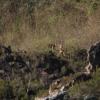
[0,0,100,53]
[0,1,100,99]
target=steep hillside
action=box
[0,1,100,100]
[0,0,100,52]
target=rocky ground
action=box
[0,42,99,100]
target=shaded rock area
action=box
[0,44,88,81]
[36,51,68,74]
[36,51,74,81]
[88,42,100,70]
[0,44,76,82]
[35,42,100,100]
[0,42,100,100]
[0,45,32,80]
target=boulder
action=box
[88,42,100,70]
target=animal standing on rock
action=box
[48,43,65,56]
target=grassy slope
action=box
[68,68,100,98]
[0,0,100,52]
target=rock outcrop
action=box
[0,42,100,100]
[88,42,100,70]
[0,45,32,80]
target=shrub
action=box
[68,68,100,99]
[0,80,14,99]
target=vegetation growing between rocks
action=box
[0,0,100,100]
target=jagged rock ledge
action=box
[35,41,100,100]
